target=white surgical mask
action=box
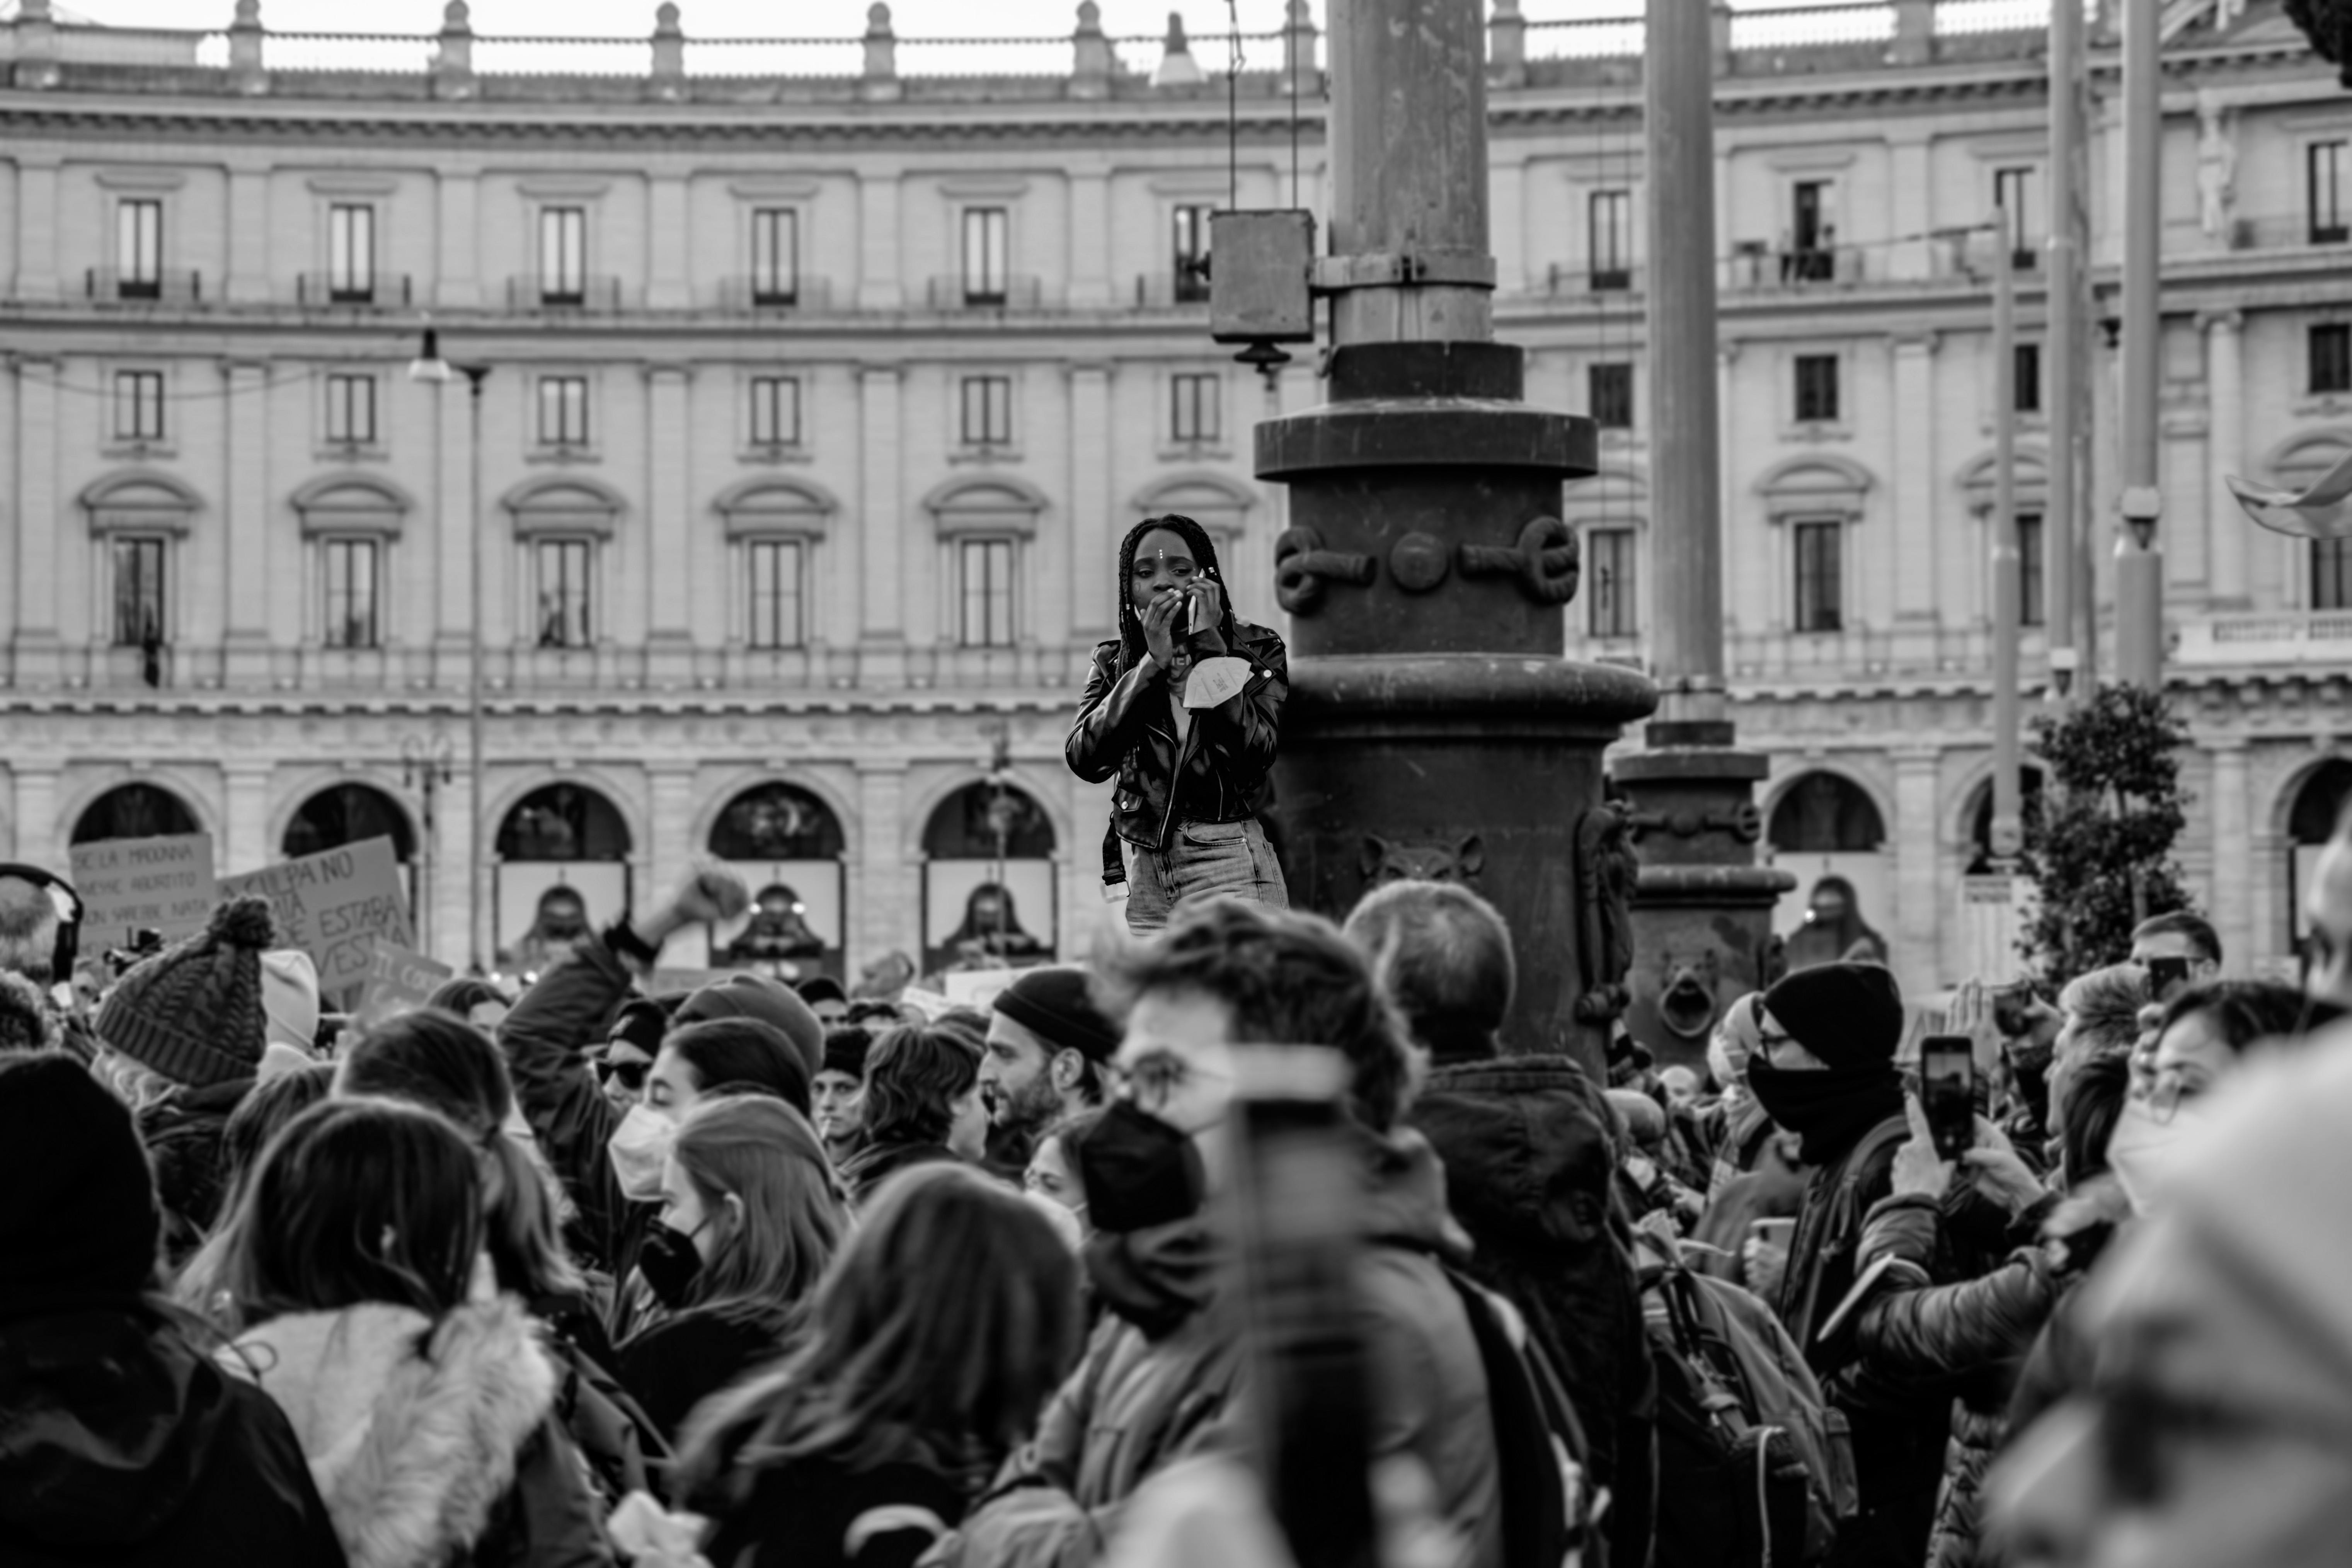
[606,1102,677,1203]
[2105,1095,2211,1216]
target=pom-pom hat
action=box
[93,896,278,1089]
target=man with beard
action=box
[978,967,1116,1158]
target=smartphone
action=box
[1919,1033,1977,1163]
[1222,1047,1378,1568]
[1991,982,2033,1039]
[2144,955,2191,996]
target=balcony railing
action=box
[2175,611,2352,667]
[926,275,1046,312]
[505,275,628,313]
[1133,272,1211,308]
[295,273,414,308]
[1542,262,1642,297]
[1724,243,1865,290]
[713,275,834,313]
[84,268,203,305]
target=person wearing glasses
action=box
[594,998,668,1113]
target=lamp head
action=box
[407,327,452,385]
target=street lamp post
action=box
[409,330,492,972]
[400,733,455,957]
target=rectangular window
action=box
[325,373,376,445]
[1170,373,1220,443]
[1789,180,1836,281]
[747,538,805,650]
[1172,204,1213,303]
[750,208,798,305]
[322,538,380,649]
[749,375,802,447]
[536,376,589,447]
[534,540,593,649]
[959,538,1015,648]
[1587,527,1638,638]
[2311,141,2348,244]
[1589,362,1634,430]
[112,370,164,441]
[327,203,375,301]
[2315,538,2352,611]
[960,375,1012,447]
[1794,354,1840,423]
[1793,519,1843,633]
[117,199,162,298]
[2014,510,2045,628]
[2313,323,2352,395]
[112,536,167,646]
[962,207,1009,305]
[1589,189,1632,291]
[1993,167,2037,269]
[2014,342,2042,415]
[539,207,587,303]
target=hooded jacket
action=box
[0,1306,344,1568]
[1065,624,1287,854]
[228,1296,612,1568]
[1411,1056,1659,1568]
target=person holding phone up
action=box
[1067,515,1289,934]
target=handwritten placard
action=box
[353,940,457,1030]
[219,836,413,1007]
[68,833,217,952]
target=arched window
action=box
[493,783,632,977]
[283,783,415,861]
[1964,768,2045,875]
[2288,760,2352,947]
[1768,771,1890,962]
[705,783,848,978]
[72,783,200,845]
[1769,771,1886,853]
[922,780,1057,975]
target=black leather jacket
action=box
[1066,622,1288,858]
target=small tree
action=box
[2020,684,2197,979]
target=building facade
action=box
[1,0,2346,991]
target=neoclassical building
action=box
[0,0,2345,989]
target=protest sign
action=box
[649,967,729,996]
[219,836,413,1008]
[353,940,456,1029]
[68,834,217,953]
[943,967,1023,1010]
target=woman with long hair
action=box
[206,1096,612,1568]
[1066,512,1289,932]
[615,1094,848,1443]
[678,1164,1083,1568]
[174,1061,335,1319]
[835,1024,986,1205]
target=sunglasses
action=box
[596,1056,651,1091]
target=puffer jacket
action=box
[1411,1056,1658,1568]
[1855,1196,2069,1568]
[1065,624,1287,855]
[0,1306,344,1567]
[227,1297,613,1568]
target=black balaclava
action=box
[1115,514,1239,676]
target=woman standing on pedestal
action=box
[1066,515,1289,934]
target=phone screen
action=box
[2145,955,2191,996]
[1919,1034,1976,1162]
[1992,984,2032,1039]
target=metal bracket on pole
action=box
[1308,251,1499,292]
[2120,484,2162,547]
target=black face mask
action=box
[637,1221,705,1310]
[1073,1099,1205,1235]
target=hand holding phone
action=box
[1918,1034,1977,1163]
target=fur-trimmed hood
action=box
[226,1296,558,1568]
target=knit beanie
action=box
[608,997,670,1057]
[0,1053,160,1314]
[260,948,320,1053]
[673,972,823,1079]
[1760,960,1904,1071]
[992,966,1121,1066]
[822,1024,873,1081]
[94,897,277,1090]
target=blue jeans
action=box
[1124,819,1289,934]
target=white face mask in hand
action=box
[606,1103,677,1202]
[2105,1095,2211,1216]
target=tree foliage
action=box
[2284,0,2352,85]
[2019,684,2197,979]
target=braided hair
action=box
[1114,514,1241,675]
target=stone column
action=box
[1068,363,1112,640]
[14,157,59,301]
[223,361,273,686]
[1491,152,1528,296]
[646,760,697,905]
[1068,167,1110,308]
[646,173,689,310]
[857,170,903,312]
[1891,334,1940,641]
[853,761,910,974]
[11,765,61,867]
[226,165,271,303]
[644,366,693,684]
[435,166,481,309]
[857,367,906,683]
[2209,738,2253,970]
[221,762,274,875]
[2204,309,2247,607]
[12,357,63,684]
[433,378,473,683]
[1888,130,1933,281]
[1892,747,1943,988]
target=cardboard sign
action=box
[943,966,1024,1011]
[647,967,729,997]
[1181,655,1252,710]
[68,833,217,953]
[219,836,413,1008]
[354,940,456,1030]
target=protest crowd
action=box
[7,514,2352,1568]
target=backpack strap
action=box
[1441,1267,1583,1568]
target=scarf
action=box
[1744,1056,1906,1166]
